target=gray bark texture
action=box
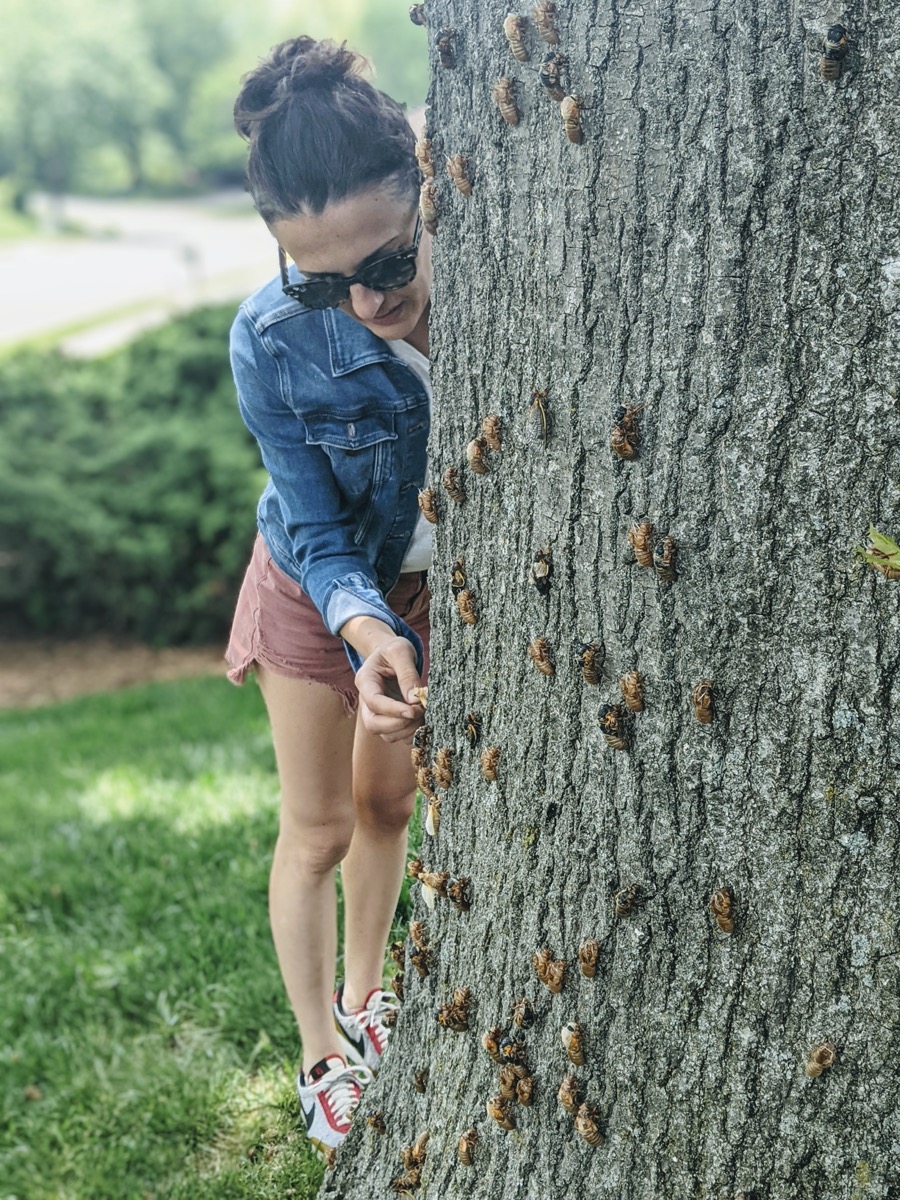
[323,1,900,1197]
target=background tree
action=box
[325,1,900,1197]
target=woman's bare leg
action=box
[340,718,417,1009]
[256,666,357,1074]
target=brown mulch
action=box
[0,638,227,710]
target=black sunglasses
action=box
[279,216,422,310]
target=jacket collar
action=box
[324,308,397,377]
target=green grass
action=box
[0,676,418,1199]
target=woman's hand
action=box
[355,636,425,742]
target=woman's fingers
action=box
[355,637,425,740]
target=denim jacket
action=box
[229,274,430,672]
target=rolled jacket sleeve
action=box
[230,307,425,674]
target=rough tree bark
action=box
[325,1,900,1197]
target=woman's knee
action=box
[354,783,416,832]
[275,811,355,876]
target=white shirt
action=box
[388,338,434,574]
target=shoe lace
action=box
[355,990,399,1031]
[323,1063,372,1119]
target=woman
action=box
[225,37,432,1160]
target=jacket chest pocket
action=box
[303,412,398,506]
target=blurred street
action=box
[1,190,276,354]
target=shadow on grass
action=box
[0,676,417,1200]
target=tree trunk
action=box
[324,2,900,1197]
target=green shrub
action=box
[0,305,263,643]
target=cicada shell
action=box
[413,1066,429,1093]
[411,744,428,772]
[390,1168,419,1193]
[575,1103,603,1147]
[498,1063,520,1100]
[465,435,489,473]
[516,1074,535,1106]
[692,679,714,724]
[414,136,435,178]
[447,153,473,196]
[433,746,454,789]
[709,886,734,934]
[456,588,478,626]
[409,919,428,950]
[389,939,406,969]
[457,1127,478,1165]
[529,636,555,676]
[806,1041,837,1078]
[442,464,465,503]
[620,671,644,713]
[450,558,467,596]
[558,1073,583,1114]
[530,547,553,595]
[410,946,432,978]
[577,641,603,685]
[561,1021,585,1066]
[368,1110,387,1134]
[614,882,641,918]
[544,958,567,994]
[416,765,436,799]
[435,27,456,68]
[420,868,449,896]
[400,1130,430,1169]
[533,946,552,982]
[538,50,566,100]
[425,796,441,837]
[464,712,482,747]
[560,94,583,144]
[480,745,501,781]
[533,1,560,43]
[409,3,427,26]
[393,970,405,1002]
[511,997,535,1028]
[482,414,502,451]
[526,388,549,447]
[416,486,438,525]
[413,686,429,709]
[407,857,424,880]
[598,702,629,751]
[503,13,529,61]
[610,403,642,460]
[419,179,438,235]
[447,875,471,912]
[481,1026,504,1063]
[820,24,848,81]
[653,535,676,583]
[499,1032,526,1063]
[437,986,471,1031]
[578,938,601,977]
[487,1094,515,1130]
[627,519,655,567]
[492,77,520,125]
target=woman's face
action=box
[272,184,432,348]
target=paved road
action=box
[0,191,277,354]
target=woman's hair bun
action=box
[233,35,417,221]
[235,37,370,140]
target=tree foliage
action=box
[0,306,263,643]
[0,0,428,201]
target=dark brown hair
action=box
[234,37,418,223]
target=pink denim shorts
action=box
[225,534,431,717]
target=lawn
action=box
[0,675,416,1199]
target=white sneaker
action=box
[295,1053,372,1162]
[333,985,399,1071]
